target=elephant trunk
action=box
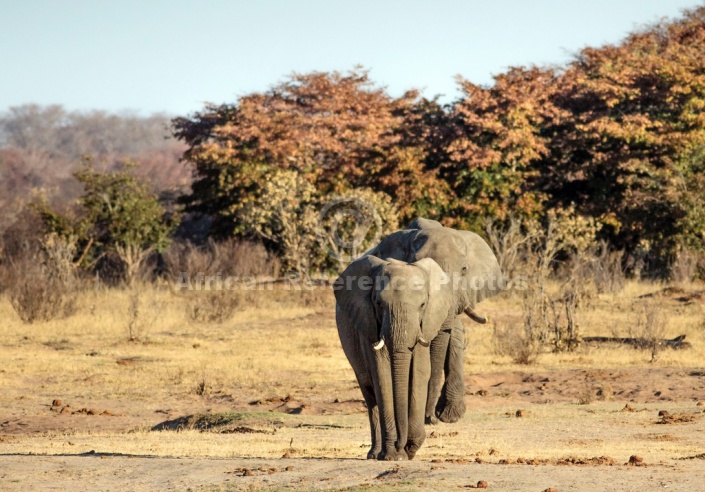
[391,348,411,454]
[381,304,418,457]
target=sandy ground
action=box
[1,285,704,491]
[2,454,705,491]
[2,366,704,491]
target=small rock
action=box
[284,466,293,471]
[242,469,254,476]
[658,410,670,417]
[282,451,291,458]
[621,404,635,412]
[628,455,644,465]
[192,343,201,348]
[696,402,703,407]
[51,399,63,407]
[489,448,499,456]
[476,389,489,396]
[476,480,489,489]
[544,488,558,492]
[516,409,526,418]
[60,406,72,414]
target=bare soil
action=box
[1,285,704,490]
[2,366,705,491]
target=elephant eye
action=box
[461,266,468,276]
[420,302,426,309]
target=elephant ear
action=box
[414,258,453,341]
[457,230,504,305]
[334,255,387,344]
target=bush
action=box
[9,266,77,323]
[590,242,626,294]
[163,239,280,281]
[186,290,241,324]
[492,315,541,365]
[629,299,668,363]
[125,287,164,341]
[670,249,703,284]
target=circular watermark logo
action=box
[317,196,383,263]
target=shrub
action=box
[629,299,668,363]
[590,242,626,294]
[9,265,77,323]
[518,207,602,352]
[186,290,241,324]
[125,287,162,341]
[492,315,541,365]
[163,239,280,281]
[670,249,702,284]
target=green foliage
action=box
[74,162,174,254]
[238,168,400,274]
[33,161,175,282]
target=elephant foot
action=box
[380,447,408,461]
[437,399,466,423]
[404,443,421,460]
[366,446,382,460]
[425,414,439,425]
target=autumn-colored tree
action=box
[541,7,705,266]
[173,68,447,237]
[446,67,564,232]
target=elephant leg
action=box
[370,343,407,461]
[358,382,382,459]
[406,344,430,460]
[425,328,450,424]
[437,316,467,423]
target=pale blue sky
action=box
[1,0,701,116]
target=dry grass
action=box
[0,279,704,470]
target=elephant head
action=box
[334,255,453,459]
[371,219,503,317]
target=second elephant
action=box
[367,217,503,423]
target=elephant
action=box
[366,217,503,424]
[334,255,454,460]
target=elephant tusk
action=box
[464,306,488,324]
[372,339,385,351]
[417,335,430,347]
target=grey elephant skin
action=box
[367,217,503,424]
[334,256,454,460]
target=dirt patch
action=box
[466,367,705,406]
[656,412,699,424]
[494,456,617,466]
[225,465,295,476]
[680,454,705,461]
[248,395,366,415]
[4,456,704,491]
